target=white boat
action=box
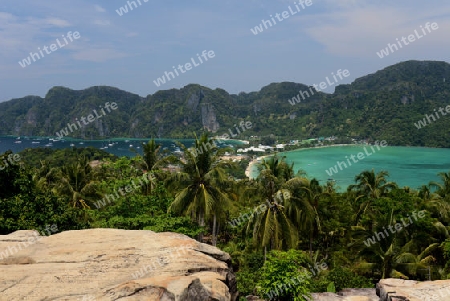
[31,141,40,144]
[70,144,75,147]
[14,140,22,144]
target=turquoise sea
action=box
[249,145,450,191]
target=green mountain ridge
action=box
[1,60,449,146]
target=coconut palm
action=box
[258,154,294,183]
[168,133,234,246]
[417,185,450,221]
[395,243,440,278]
[131,138,177,194]
[245,168,298,252]
[348,169,397,225]
[52,156,102,209]
[33,160,61,192]
[430,171,450,198]
[283,177,325,256]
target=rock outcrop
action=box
[309,279,450,300]
[310,289,378,301]
[0,229,237,301]
[377,278,450,301]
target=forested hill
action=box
[1,60,449,147]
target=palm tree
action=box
[283,177,325,256]
[52,156,102,209]
[349,169,397,199]
[396,243,440,279]
[245,189,298,252]
[258,154,294,183]
[33,160,61,192]
[140,138,175,171]
[168,133,234,246]
[245,166,299,253]
[132,138,177,195]
[430,171,450,198]
[417,185,450,221]
[348,169,397,225]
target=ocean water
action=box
[0,136,243,158]
[249,145,450,191]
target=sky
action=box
[0,0,449,102]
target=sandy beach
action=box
[244,144,353,178]
[245,155,269,178]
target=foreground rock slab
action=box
[0,229,237,301]
[377,278,450,301]
[310,288,378,301]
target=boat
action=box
[79,142,84,145]
[14,140,22,144]
[45,143,53,147]
[70,144,75,147]
[31,141,40,144]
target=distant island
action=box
[0,60,449,148]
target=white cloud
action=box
[44,18,71,27]
[301,2,450,57]
[94,5,106,13]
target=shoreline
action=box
[245,155,270,178]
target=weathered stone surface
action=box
[310,289,378,301]
[0,229,237,301]
[377,278,450,301]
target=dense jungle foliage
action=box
[1,136,450,300]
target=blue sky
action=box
[0,0,449,102]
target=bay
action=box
[249,145,450,191]
[0,136,243,158]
